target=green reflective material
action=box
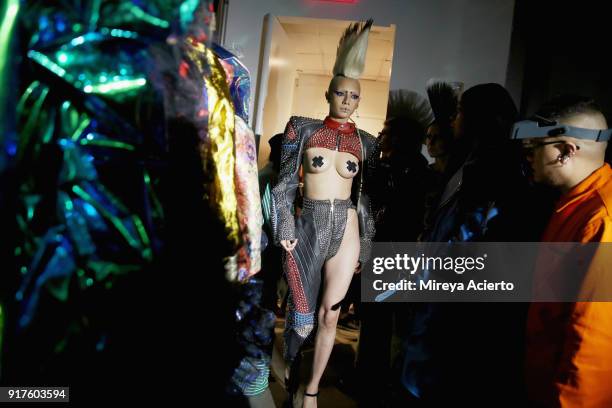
[79,138,135,151]
[127,4,170,28]
[71,185,142,252]
[83,77,146,95]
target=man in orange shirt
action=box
[512,95,612,407]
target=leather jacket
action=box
[270,115,379,263]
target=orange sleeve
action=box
[555,302,612,408]
[555,217,612,407]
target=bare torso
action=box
[303,147,360,200]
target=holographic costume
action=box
[0,2,269,398]
[271,115,379,363]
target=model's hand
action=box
[281,239,298,252]
[354,261,362,274]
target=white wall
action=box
[258,16,298,167]
[223,0,516,126]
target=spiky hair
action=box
[387,89,434,129]
[332,19,373,79]
[426,79,459,126]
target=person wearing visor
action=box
[512,95,612,408]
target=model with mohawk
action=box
[270,19,379,407]
[333,19,373,78]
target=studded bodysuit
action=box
[271,115,378,363]
[301,117,361,259]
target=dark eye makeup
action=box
[333,90,359,99]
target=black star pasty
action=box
[346,160,358,173]
[312,156,324,168]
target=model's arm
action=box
[270,117,301,247]
[357,133,380,264]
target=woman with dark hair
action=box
[422,83,530,241]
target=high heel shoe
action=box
[302,390,319,408]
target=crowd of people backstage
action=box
[257,81,612,408]
[358,84,612,407]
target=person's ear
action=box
[564,141,579,156]
[557,142,580,165]
[561,141,580,160]
[325,91,330,103]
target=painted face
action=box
[327,76,361,121]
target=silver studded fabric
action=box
[358,130,380,264]
[273,116,380,365]
[271,116,322,244]
[301,198,353,260]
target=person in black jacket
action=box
[402,83,548,407]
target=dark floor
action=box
[269,317,360,408]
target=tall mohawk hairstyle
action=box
[426,80,460,127]
[387,90,433,128]
[332,19,374,79]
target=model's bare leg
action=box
[303,209,360,408]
